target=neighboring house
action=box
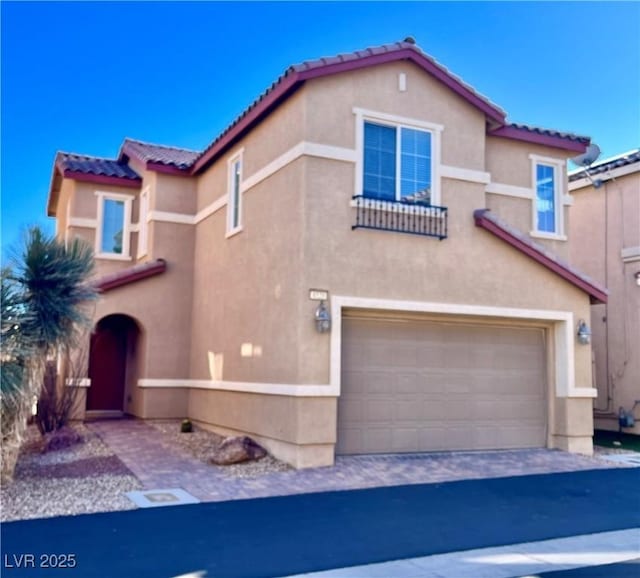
[568,150,640,435]
[47,40,606,468]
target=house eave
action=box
[488,126,589,153]
[95,258,167,292]
[474,209,607,304]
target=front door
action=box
[87,317,128,411]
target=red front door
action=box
[87,319,128,411]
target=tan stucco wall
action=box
[189,159,306,384]
[569,170,640,434]
[305,61,486,170]
[67,181,144,277]
[54,179,75,238]
[195,90,306,213]
[188,389,336,468]
[486,136,573,259]
[154,173,197,215]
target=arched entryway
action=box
[87,314,140,415]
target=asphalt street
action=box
[2,468,639,578]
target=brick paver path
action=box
[88,419,628,504]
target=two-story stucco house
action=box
[47,40,607,468]
[568,150,640,436]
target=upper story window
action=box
[536,164,557,233]
[226,152,243,237]
[96,191,133,259]
[355,108,442,205]
[364,122,433,203]
[530,155,566,240]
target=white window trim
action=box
[137,187,150,258]
[529,155,566,241]
[226,149,244,237]
[95,191,134,260]
[354,107,443,206]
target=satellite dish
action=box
[570,144,601,168]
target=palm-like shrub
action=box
[1,227,96,482]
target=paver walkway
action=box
[87,418,629,503]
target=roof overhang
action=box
[474,209,607,304]
[47,161,142,217]
[95,258,167,292]
[488,125,588,153]
[119,141,192,176]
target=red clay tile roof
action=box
[506,123,590,144]
[192,40,590,172]
[120,139,201,171]
[95,258,167,292]
[488,123,590,153]
[192,40,513,173]
[474,209,607,304]
[49,39,591,204]
[56,152,141,180]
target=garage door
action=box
[337,316,547,454]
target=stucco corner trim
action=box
[485,182,533,199]
[68,217,98,229]
[65,378,91,387]
[441,165,491,185]
[568,387,598,399]
[148,210,196,226]
[330,295,582,399]
[621,246,640,263]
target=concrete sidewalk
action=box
[285,529,640,578]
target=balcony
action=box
[351,195,448,240]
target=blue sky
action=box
[2,1,639,258]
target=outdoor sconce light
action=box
[315,301,331,333]
[635,271,640,287]
[577,319,591,345]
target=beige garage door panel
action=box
[337,317,547,454]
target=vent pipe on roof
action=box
[404,36,416,44]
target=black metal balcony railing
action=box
[351,195,448,240]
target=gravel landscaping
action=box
[0,424,141,522]
[1,419,291,522]
[147,420,292,478]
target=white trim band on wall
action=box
[65,378,91,387]
[137,379,337,397]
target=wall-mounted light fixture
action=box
[310,289,331,333]
[635,271,640,287]
[315,301,331,333]
[577,319,591,345]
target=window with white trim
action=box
[96,192,133,259]
[531,156,565,238]
[137,188,149,258]
[363,121,433,203]
[354,108,442,206]
[226,153,243,235]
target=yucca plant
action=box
[1,227,97,482]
